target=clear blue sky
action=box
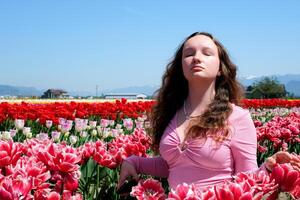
[0,1,299,93]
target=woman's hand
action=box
[117,160,139,190]
[265,151,300,171]
[290,153,300,171]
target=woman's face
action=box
[182,35,220,82]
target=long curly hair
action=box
[150,32,244,152]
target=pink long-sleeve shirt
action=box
[126,104,260,191]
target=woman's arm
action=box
[230,110,259,174]
[125,155,169,178]
[230,110,299,175]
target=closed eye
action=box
[184,53,194,57]
[203,52,212,56]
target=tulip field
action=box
[0,99,300,200]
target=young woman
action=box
[117,32,299,192]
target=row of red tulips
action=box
[0,99,155,124]
[242,99,300,108]
[1,99,300,125]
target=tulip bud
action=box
[80,131,87,138]
[91,129,97,137]
[46,120,53,128]
[22,127,31,135]
[51,131,61,142]
[100,119,110,128]
[64,131,70,137]
[89,121,97,128]
[36,132,49,141]
[118,129,124,134]
[75,120,84,132]
[115,124,122,130]
[26,132,32,139]
[123,118,133,130]
[70,135,78,144]
[9,129,17,137]
[2,131,12,140]
[98,130,103,137]
[111,129,119,137]
[14,119,25,130]
[103,128,111,138]
[135,121,143,129]
[282,142,288,151]
[142,114,147,121]
[59,118,66,124]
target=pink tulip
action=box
[0,140,22,168]
[34,189,60,200]
[37,143,80,173]
[77,142,95,164]
[62,190,83,200]
[200,188,215,200]
[6,156,51,190]
[131,178,166,200]
[167,183,200,200]
[100,119,110,128]
[0,176,33,199]
[270,163,299,192]
[291,184,300,199]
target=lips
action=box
[191,65,204,71]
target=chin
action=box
[189,75,216,82]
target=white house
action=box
[104,93,147,99]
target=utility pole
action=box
[96,85,98,97]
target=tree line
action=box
[245,77,296,99]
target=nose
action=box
[192,51,202,64]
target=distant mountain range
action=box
[1,74,300,97]
[0,85,43,96]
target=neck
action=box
[186,80,216,117]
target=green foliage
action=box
[246,76,287,99]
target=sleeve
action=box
[125,155,169,178]
[230,110,259,174]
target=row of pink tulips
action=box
[0,128,151,199]
[130,162,300,200]
[255,112,300,165]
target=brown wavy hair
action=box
[150,32,244,153]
